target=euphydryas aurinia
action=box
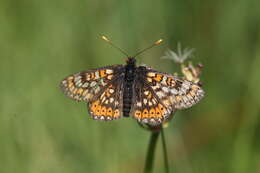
[60,38,204,126]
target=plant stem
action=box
[161,128,170,173]
[144,131,160,173]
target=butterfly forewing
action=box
[145,68,205,110]
[60,65,124,102]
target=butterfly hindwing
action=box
[131,81,173,125]
[87,78,124,121]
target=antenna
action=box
[101,36,129,57]
[133,39,163,57]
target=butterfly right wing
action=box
[87,77,124,121]
[131,66,205,126]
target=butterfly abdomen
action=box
[123,58,136,117]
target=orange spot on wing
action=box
[99,70,106,77]
[142,109,149,118]
[101,107,107,116]
[107,107,113,116]
[134,110,142,119]
[155,107,162,118]
[153,74,163,82]
[91,100,100,112]
[158,104,166,113]
[95,105,102,116]
[149,108,156,118]
[105,90,111,97]
[77,88,84,95]
[68,81,74,88]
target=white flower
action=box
[161,43,195,64]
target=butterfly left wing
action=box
[60,65,125,121]
[60,65,124,102]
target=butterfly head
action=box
[126,57,136,66]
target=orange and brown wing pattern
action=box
[60,65,124,102]
[88,78,124,121]
[131,67,204,126]
[145,69,205,110]
[131,83,173,126]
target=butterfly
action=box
[60,56,204,126]
[60,37,204,126]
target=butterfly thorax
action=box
[123,57,137,117]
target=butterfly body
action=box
[122,57,137,117]
[60,57,204,126]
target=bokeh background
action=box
[1,0,260,173]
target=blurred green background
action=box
[1,0,260,172]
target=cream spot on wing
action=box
[147,72,156,77]
[156,91,165,98]
[109,97,114,103]
[100,79,106,86]
[106,69,113,74]
[75,80,82,87]
[107,75,113,80]
[162,87,169,93]
[94,87,100,94]
[170,88,178,95]
[86,93,93,99]
[74,75,82,81]
[90,81,97,87]
[86,74,91,80]
[137,102,142,107]
[109,89,114,94]
[147,77,153,82]
[101,96,106,103]
[95,71,100,79]
[144,91,149,95]
[82,82,89,88]
[161,76,168,85]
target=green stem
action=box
[161,128,170,173]
[144,131,160,173]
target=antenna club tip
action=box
[101,35,110,42]
[155,39,163,45]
